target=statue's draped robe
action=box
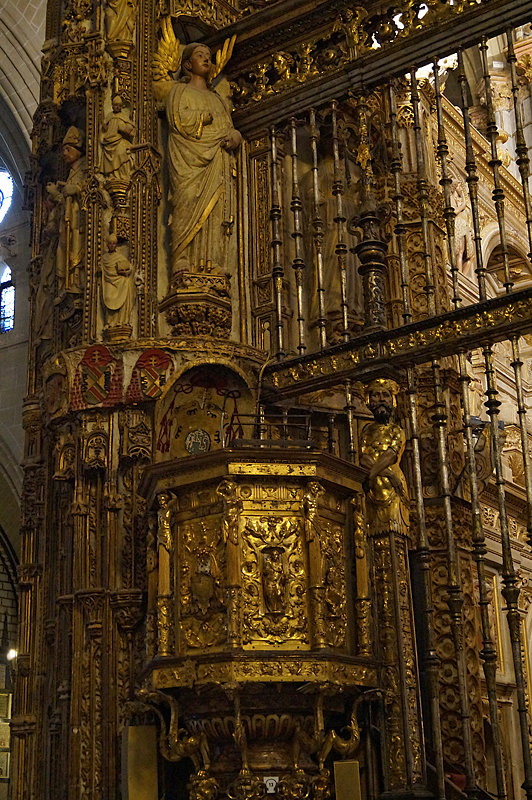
[101,250,135,326]
[165,82,235,273]
[100,112,133,178]
[105,0,135,42]
[57,156,86,291]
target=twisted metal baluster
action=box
[479,38,532,549]
[431,361,477,797]
[331,101,349,341]
[388,82,412,325]
[457,48,488,301]
[457,350,507,800]
[289,117,307,355]
[389,80,444,798]
[309,108,328,349]
[479,36,512,293]
[433,60,462,310]
[506,29,532,263]
[482,345,532,800]
[509,338,532,549]
[270,126,285,360]
[344,380,356,462]
[406,366,445,800]
[410,70,436,316]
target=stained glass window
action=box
[0,174,13,225]
[0,266,14,333]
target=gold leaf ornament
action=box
[211,34,236,81]
[152,16,181,101]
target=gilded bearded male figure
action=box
[154,29,241,276]
[359,379,409,536]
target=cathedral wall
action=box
[0,177,31,554]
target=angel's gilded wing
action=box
[152,16,181,102]
[211,34,237,81]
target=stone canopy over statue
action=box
[153,21,241,280]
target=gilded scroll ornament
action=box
[188,771,219,800]
[152,657,376,688]
[227,769,266,800]
[278,769,310,800]
[311,770,331,800]
[180,518,227,649]
[321,522,347,649]
[242,517,307,645]
[231,0,490,108]
[142,691,211,769]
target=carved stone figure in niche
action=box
[43,361,67,417]
[100,95,134,180]
[359,378,409,536]
[153,25,241,277]
[262,546,287,613]
[53,435,75,480]
[104,0,135,47]
[46,126,87,293]
[34,186,61,341]
[450,180,474,274]
[99,234,135,334]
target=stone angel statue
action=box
[152,19,242,278]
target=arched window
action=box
[0,174,13,226]
[0,267,14,333]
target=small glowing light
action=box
[0,172,13,225]
[393,13,405,29]
[6,649,17,661]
